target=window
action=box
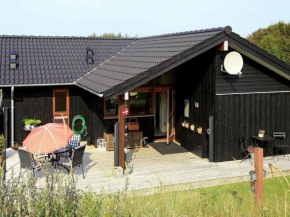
[53,88,69,124]
[129,89,152,115]
[105,96,118,116]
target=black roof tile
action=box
[76,27,227,97]
[0,36,135,85]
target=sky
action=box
[0,0,289,38]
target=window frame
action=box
[53,88,70,125]
[103,70,175,118]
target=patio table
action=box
[53,144,73,167]
[251,135,274,158]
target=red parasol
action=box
[23,123,74,154]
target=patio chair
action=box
[57,134,81,159]
[18,147,43,174]
[273,132,290,160]
[58,145,86,180]
[239,136,253,165]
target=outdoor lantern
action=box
[86,54,94,64]
[86,47,94,56]
[9,59,18,70]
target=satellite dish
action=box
[222,51,243,75]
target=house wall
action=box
[215,50,290,161]
[175,49,216,157]
[3,86,154,147]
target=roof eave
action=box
[102,32,228,98]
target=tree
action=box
[89,32,134,38]
[247,21,290,64]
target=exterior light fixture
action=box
[9,50,18,70]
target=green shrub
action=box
[0,134,4,154]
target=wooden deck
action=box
[5,142,290,194]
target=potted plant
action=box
[0,134,4,166]
[190,124,195,131]
[258,129,265,138]
[197,127,202,134]
[125,161,133,174]
[11,142,19,151]
[22,118,31,130]
[185,122,189,128]
[30,119,41,129]
[249,170,256,181]
[181,121,186,127]
[248,145,254,160]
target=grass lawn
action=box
[81,175,290,216]
[1,165,290,216]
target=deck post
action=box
[254,147,263,206]
[118,95,125,169]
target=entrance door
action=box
[167,88,175,144]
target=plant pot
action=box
[11,146,19,150]
[249,171,256,181]
[250,152,254,161]
[250,182,255,192]
[185,123,189,128]
[24,124,31,130]
[125,162,133,174]
[258,133,264,138]
[181,122,185,127]
[197,129,202,134]
[190,125,195,131]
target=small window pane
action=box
[106,97,118,116]
[129,92,152,115]
[55,91,67,112]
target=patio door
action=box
[167,87,175,144]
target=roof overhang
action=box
[227,33,290,81]
[99,32,228,98]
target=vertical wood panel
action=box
[215,92,290,161]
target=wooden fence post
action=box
[254,147,263,206]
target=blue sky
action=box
[0,0,289,38]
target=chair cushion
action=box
[68,134,81,149]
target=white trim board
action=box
[216,90,290,96]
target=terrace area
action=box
[5,142,290,194]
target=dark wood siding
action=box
[2,86,154,147]
[216,50,290,94]
[215,93,290,161]
[175,49,215,156]
[3,87,53,146]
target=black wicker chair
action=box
[239,136,253,165]
[58,145,86,180]
[273,132,290,160]
[18,148,43,174]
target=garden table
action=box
[251,135,274,159]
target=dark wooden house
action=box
[1,26,289,166]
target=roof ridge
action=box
[0,35,136,40]
[139,26,231,39]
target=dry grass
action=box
[1,163,290,216]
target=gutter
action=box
[0,83,73,88]
[74,82,103,98]
[11,87,14,146]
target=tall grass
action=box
[0,165,289,216]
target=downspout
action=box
[11,86,14,146]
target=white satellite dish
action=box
[221,51,243,75]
